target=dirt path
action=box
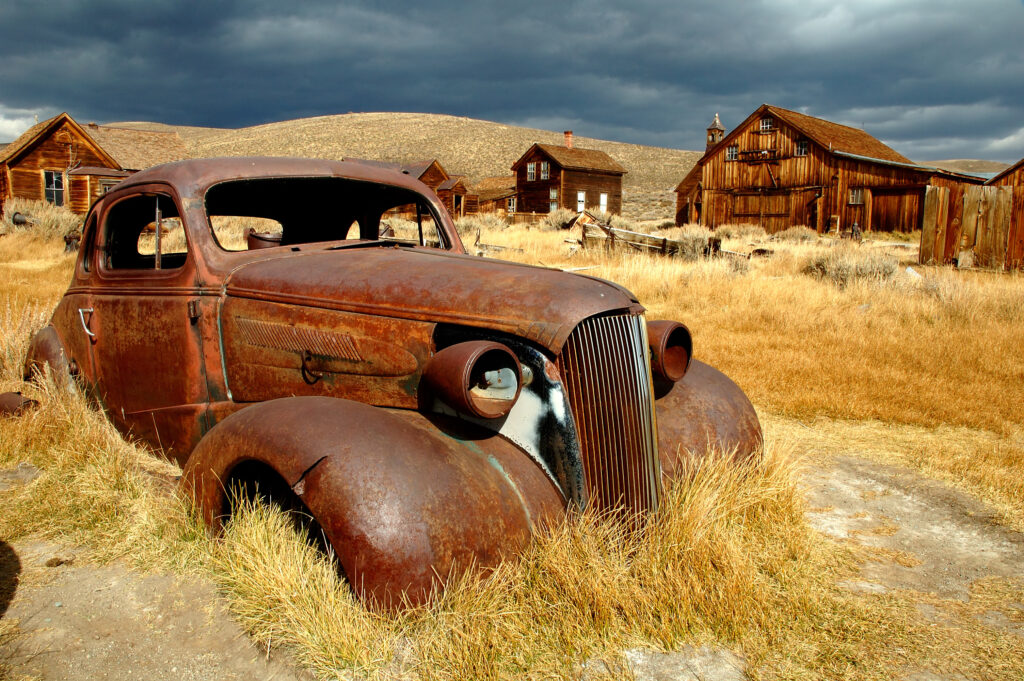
[1,539,309,681]
[3,452,1023,680]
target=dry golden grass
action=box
[3,225,1024,679]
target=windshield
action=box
[204,176,449,252]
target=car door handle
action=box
[78,307,96,338]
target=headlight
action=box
[647,320,692,383]
[422,341,522,419]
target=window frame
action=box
[848,188,864,205]
[795,139,809,157]
[95,187,192,279]
[43,170,65,206]
[760,117,774,132]
[527,162,536,181]
[540,161,550,180]
[726,144,739,161]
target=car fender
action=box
[182,396,564,609]
[23,325,72,387]
[655,359,763,479]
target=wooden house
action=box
[0,113,189,215]
[512,132,625,215]
[676,105,983,233]
[473,176,517,214]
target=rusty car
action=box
[10,157,762,608]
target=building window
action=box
[527,162,536,181]
[848,188,864,205]
[577,191,586,212]
[44,170,65,206]
[99,179,120,194]
[506,196,517,213]
[795,139,808,156]
[540,161,549,180]
[760,117,774,132]
[726,144,738,161]
[600,193,608,213]
[549,187,558,212]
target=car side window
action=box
[101,194,187,270]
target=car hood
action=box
[223,246,641,353]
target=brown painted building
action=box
[676,105,982,233]
[0,113,189,215]
[512,132,625,215]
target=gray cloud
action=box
[0,0,1021,162]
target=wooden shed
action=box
[0,113,189,215]
[512,131,626,215]
[676,105,983,233]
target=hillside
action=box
[919,159,1010,175]
[111,113,702,219]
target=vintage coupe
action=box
[17,157,761,608]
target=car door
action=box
[89,185,209,463]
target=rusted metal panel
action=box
[655,360,763,479]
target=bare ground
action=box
[2,440,1023,680]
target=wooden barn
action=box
[676,105,983,233]
[0,113,189,215]
[512,131,625,215]
[473,176,517,214]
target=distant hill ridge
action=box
[110,112,703,218]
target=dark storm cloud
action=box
[1,0,1022,161]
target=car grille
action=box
[557,313,661,514]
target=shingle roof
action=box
[82,124,189,170]
[764,105,912,164]
[438,175,468,191]
[529,144,626,174]
[472,175,516,201]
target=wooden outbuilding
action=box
[676,105,983,233]
[512,131,625,215]
[0,112,189,215]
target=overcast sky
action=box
[1,0,1022,162]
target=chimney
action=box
[564,130,573,149]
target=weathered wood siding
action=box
[921,184,1022,269]
[417,162,448,192]
[514,148,562,214]
[562,169,622,214]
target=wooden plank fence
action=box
[921,185,1022,270]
